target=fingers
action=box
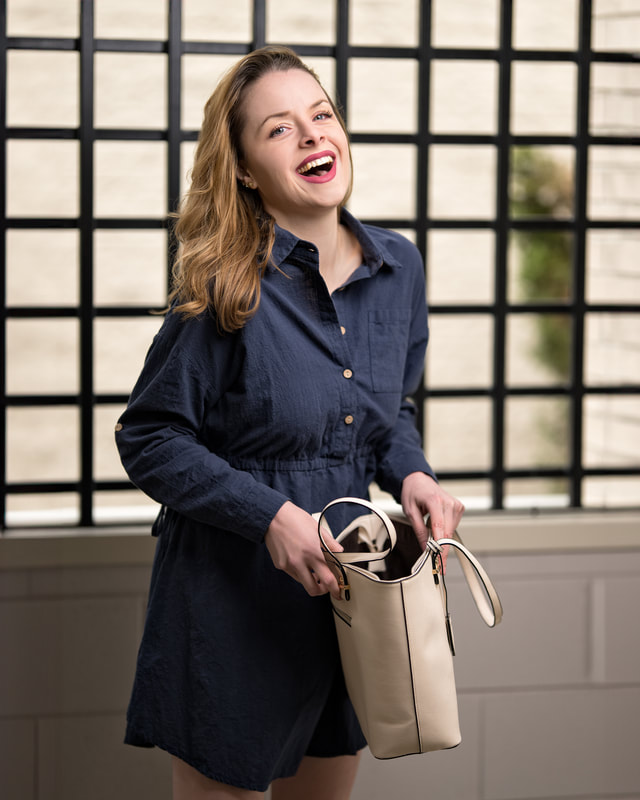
[265,503,343,599]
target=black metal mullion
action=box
[79,0,95,526]
[167,0,182,297]
[492,0,514,509]
[569,0,593,508]
[415,0,433,447]
[252,0,267,50]
[335,0,349,120]
[0,0,7,529]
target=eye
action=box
[269,124,287,138]
[314,110,333,121]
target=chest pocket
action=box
[368,308,411,392]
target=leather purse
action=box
[317,497,503,759]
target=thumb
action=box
[320,527,344,553]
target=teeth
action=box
[297,155,334,175]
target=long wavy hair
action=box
[170,46,352,331]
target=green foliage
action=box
[510,147,573,381]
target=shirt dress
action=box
[115,209,436,791]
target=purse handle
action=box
[317,497,503,628]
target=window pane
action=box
[6,493,80,528]
[94,0,167,39]
[513,0,579,50]
[6,0,79,37]
[348,59,418,134]
[584,396,640,468]
[6,231,79,307]
[427,231,495,305]
[429,146,496,219]
[504,478,570,509]
[182,0,251,41]
[94,317,163,395]
[427,315,493,388]
[94,142,167,219]
[585,313,640,386]
[430,60,498,135]
[510,146,574,219]
[508,230,573,304]
[7,407,80,482]
[425,398,492,470]
[505,397,570,469]
[6,319,79,395]
[7,141,79,218]
[350,145,416,219]
[432,0,500,48]
[350,0,419,46]
[590,64,640,137]
[584,476,640,508]
[588,146,640,221]
[586,230,640,303]
[7,51,78,128]
[592,0,640,52]
[182,55,241,130]
[506,313,572,386]
[94,405,128,481]
[94,230,167,307]
[266,0,335,44]
[95,54,167,129]
[94,491,159,525]
[511,62,577,135]
[436,480,493,511]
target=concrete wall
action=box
[2,513,640,800]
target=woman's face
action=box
[236,69,351,228]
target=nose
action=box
[299,121,324,146]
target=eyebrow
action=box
[258,98,328,131]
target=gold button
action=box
[340,326,346,335]
[344,415,354,425]
[343,368,353,379]
[114,422,123,432]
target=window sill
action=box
[1,508,639,571]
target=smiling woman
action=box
[114,45,464,800]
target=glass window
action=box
[430,60,498,135]
[7,51,79,128]
[431,0,500,48]
[267,0,335,44]
[95,54,167,130]
[348,59,418,134]
[94,142,167,219]
[429,145,497,219]
[350,144,417,219]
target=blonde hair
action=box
[170,46,352,331]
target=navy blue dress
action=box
[116,210,436,791]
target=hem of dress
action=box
[124,732,296,792]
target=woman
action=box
[116,45,464,800]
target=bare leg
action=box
[270,752,362,800]
[172,756,265,800]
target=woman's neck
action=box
[276,209,362,294]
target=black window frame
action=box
[1,0,639,529]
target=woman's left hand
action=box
[400,472,465,559]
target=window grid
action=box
[1,0,639,528]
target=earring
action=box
[242,178,257,190]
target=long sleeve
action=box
[115,311,289,543]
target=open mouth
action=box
[297,155,335,177]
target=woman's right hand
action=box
[265,501,344,599]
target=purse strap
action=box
[317,497,503,628]
[428,531,503,628]
[318,496,397,565]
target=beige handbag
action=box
[317,497,503,759]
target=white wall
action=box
[2,514,640,800]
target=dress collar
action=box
[268,209,404,275]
